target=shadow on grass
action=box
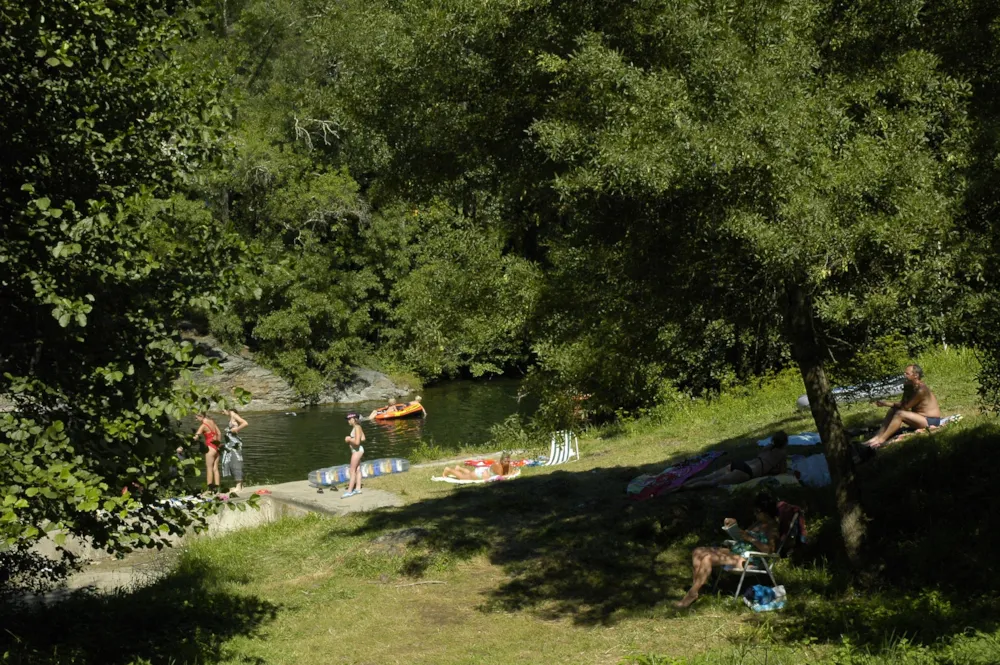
[346,427,804,626]
[345,418,1000,653]
[0,556,278,665]
[772,420,1000,649]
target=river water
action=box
[216,378,531,484]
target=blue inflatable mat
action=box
[308,458,410,488]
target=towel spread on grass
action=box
[626,451,724,501]
[757,432,823,447]
[789,454,832,487]
[760,414,963,449]
[875,413,963,448]
[464,458,533,468]
[431,470,521,484]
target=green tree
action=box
[387,205,541,379]
[319,0,969,563]
[0,0,240,590]
[913,0,1000,410]
[533,5,968,564]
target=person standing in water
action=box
[343,412,366,498]
[193,413,222,494]
[222,409,248,494]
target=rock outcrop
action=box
[1,337,407,413]
[187,337,406,411]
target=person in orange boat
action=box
[407,395,426,415]
[367,398,401,421]
[441,452,513,480]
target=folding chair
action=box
[545,430,580,466]
[714,508,803,599]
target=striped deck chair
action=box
[545,430,580,466]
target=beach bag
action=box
[742,584,786,612]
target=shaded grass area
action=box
[4,348,1000,664]
[0,557,277,664]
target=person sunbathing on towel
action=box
[864,363,941,449]
[676,492,779,609]
[441,453,513,480]
[678,431,789,490]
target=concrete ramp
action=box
[261,481,404,516]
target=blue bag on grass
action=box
[743,585,786,612]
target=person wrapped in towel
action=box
[222,409,248,493]
[442,452,514,480]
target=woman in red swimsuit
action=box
[194,413,223,493]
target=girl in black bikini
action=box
[679,431,789,490]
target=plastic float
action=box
[372,402,426,420]
[308,458,410,491]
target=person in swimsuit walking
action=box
[675,492,779,608]
[343,412,366,498]
[678,431,789,490]
[441,453,514,480]
[222,409,248,493]
[193,413,223,494]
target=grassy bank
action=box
[4,348,1000,665]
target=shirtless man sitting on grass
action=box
[864,363,941,449]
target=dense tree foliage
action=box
[5,0,1000,581]
[0,0,241,590]
[181,0,541,394]
[292,0,984,560]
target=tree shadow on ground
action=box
[772,420,1000,648]
[352,463,718,625]
[0,556,278,665]
[346,419,1000,653]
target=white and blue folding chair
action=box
[545,430,580,466]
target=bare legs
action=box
[204,448,220,491]
[346,449,364,494]
[675,546,745,608]
[865,408,930,448]
[679,466,751,491]
[441,465,480,480]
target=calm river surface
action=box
[213,378,532,484]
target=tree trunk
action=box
[786,284,866,566]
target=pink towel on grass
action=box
[627,451,724,501]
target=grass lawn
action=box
[4,347,1000,665]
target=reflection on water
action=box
[199,378,532,485]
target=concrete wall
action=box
[31,496,309,565]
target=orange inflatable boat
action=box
[373,402,426,420]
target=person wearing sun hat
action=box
[343,412,366,498]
